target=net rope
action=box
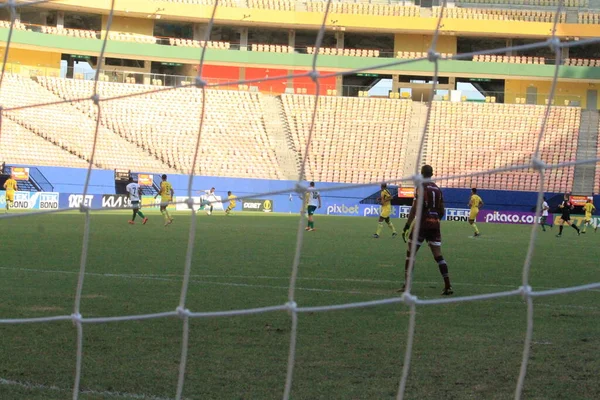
[0,0,599,399]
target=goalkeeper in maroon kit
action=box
[399,165,453,296]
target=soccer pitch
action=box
[0,211,598,400]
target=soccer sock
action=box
[404,246,420,283]
[559,225,563,235]
[137,210,145,219]
[310,221,314,229]
[132,210,137,221]
[435,256,451,288]
[210,205,213,213]
[165,209,171,220]
[572,223,580,232]
[387,222,396,233]
[376,222,383,235]
[161,209,167,221]
[582,223,587,233]
[472,223,479,234]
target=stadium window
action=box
[248,27,289,45]
[457,37,507,56]
[154,21,193,39]
[12,6,55,25]
[295,30,336,51]
[567,41,600,60]
[105,58,146,69]
[63,12,101,31]
[344,33,394,55]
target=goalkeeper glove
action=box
[402,223,410,243]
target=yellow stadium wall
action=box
[505,79,598,108]
[101,15,154,36]
[0,47,61,75]
[42,0,600,39]
[394,34,457,54]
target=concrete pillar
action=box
[506,38,513,56]
[193,23,209,41]
[335,31,344,50]
[392,75,400,95]
[287,30,296,90]
[57,11,65,28]
[239,27,248,51]
[449,76,456,90]
[336,75,342,95]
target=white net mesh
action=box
[0,0,599,399]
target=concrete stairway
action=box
[572,110,599,195]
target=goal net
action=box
[0,0,599,399]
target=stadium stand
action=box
[107,31,157,44]
[305,2,420,17]
[37,77,284,179]
[248,0,295,11]
[0,118,89,168]
[0,74,173,173]
[41,26,97,39]
[281,94,411,183]
[564,58,600,67]
[251,44,295,53]
[307,47,380,57]
[397,51,453,59]
[473,55,545,64]
[0,19,28,31]
[169,38,231,50]
[432,7,566,23]
[455,0,587,6]
[163,0,239,7]
[424,102,579,192]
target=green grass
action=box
[0,211,598,400]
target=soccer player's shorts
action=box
[585,217,591,223]
[307,205,317,216]
[540,216,547,224]
[560,214,571,222]
[160,197,171,210]
[6,191,14,202]
[131,201,140,210]
[469,209,479,221]
[409,218,442,247]
[380,207,392,219]
[226,205,234,212]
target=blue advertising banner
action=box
[0,191,59,210]
[59,193,103,209]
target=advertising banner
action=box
[553,214,600,228]
[138,174,153,186]
[12,167,30,180]
[242,198,274,213]
[141,195,163,208]
[101,194,131,209]
[0,191,59,210]
[477,210,541,225]
[569,195,593,207]
[398,187,415,198]
[444,208,471,222]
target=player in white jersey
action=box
[126,177,148,225]
[304,181,321,231]
[539,197,551,232]
[199,187,217,215]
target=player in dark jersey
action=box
[399,165,453,296]
[556,193,580,238]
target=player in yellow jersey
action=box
[3,174,17,213]
[373,183,397,238]
[225,191,237,215]
[155,174,174,226]
[468,188,483,237]
[582,199,595,233]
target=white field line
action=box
[0,267,598,311]
[0,377,176,400]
